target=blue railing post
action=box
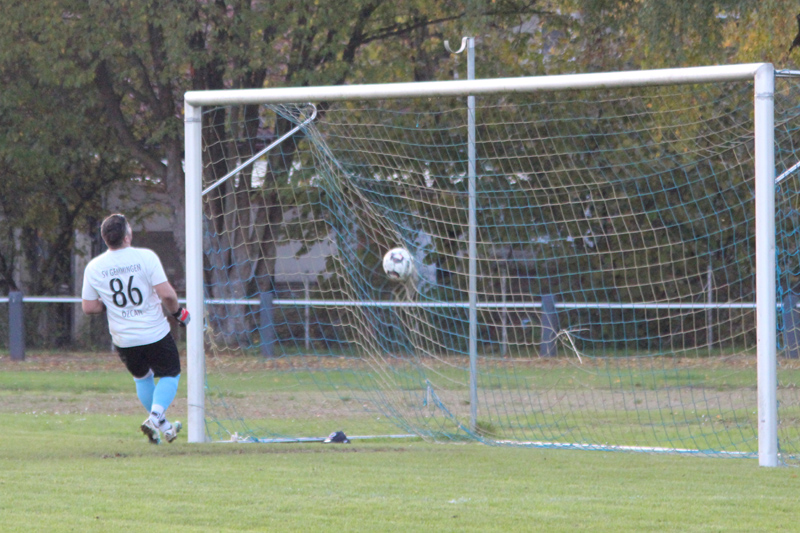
[259,292,275,358]
[540,294,558,358]
[783,293,800,359]
[9,291,24,361]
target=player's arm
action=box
[82,299,105,315]
[154,281,179,314]
[81,269,104,314]
[155,281,190,326]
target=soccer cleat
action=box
[161,420,182,443]
[140,418,161,445]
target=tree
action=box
[292,0,800,354]
[0,0,545,346]
[0,57,135,345]
[14,0,790,352]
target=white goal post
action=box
[184,63,778,466]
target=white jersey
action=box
[81,246,171,348]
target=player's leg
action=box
[132,369,155,411]
[148,333,183,443]
[151,375,179,415]
[151,375,181,442]
[117,345,161,444]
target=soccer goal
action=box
[184,63,800,466]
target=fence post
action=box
[782,293,800,359]
[259,291,275,358]
[540,294,558,358]
[500,273,508,356]
[9,291,24,361]
[304,276,311,351]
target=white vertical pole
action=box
[184,102,207,443]
[444,37,479,429]
[754,63,777,467]
[465,37,478,431]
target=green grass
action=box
[167,365,766,394]
[0,370,134,393]
[1,413,800,532]
[3,351,780,396]
[0,364,800,532]
[0,356,782,449]
[2,358,800,531]
[0,365,757,395]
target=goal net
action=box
[185,64,800,464]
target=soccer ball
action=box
[382,247,415,281]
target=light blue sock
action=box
[151,375,180,420]
[133,371,155,412]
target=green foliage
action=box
[0,33,135,344]
[292,76,769,353]
[0,0,543,350]
[2,0,799,353]
[554,0,800,70]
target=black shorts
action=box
[115,333,181,379]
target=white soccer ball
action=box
[382,247,415,281]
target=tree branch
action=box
[93,60,166,180]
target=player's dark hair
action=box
[101,214,129,249]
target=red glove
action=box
[172,307,191,327]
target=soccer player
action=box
[81,213,190,444]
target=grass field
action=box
[2,352,800,532]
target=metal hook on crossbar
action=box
[444,37,468,55]
[201,103,318,197]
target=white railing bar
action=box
[0,297,775,310]
[201,298,762,310]
[0,296,188,304]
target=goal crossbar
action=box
[185,64,768,106]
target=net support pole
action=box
[445,35,479,431]
[184,102,207,443]
[465,37,479,431]
[754,63,777,467]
